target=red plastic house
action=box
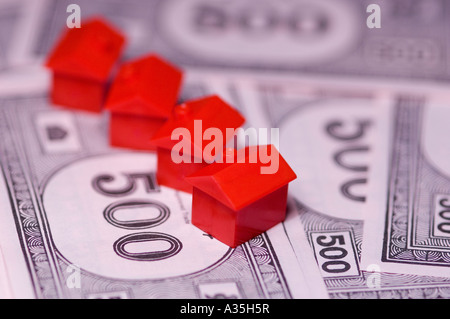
[150,95,245,193]
[45,18,125,112]
[185,145,297,248]
[105,54,183,150]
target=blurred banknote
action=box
[10,0,450,83]
[3,65,450,299]
[3,0,450,300]
[0,0,29,69]
[0,73,327,299]
[179,70,450,298]
[362,96,450,279]
[0,246,12,298]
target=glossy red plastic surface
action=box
[152,95,245,192]
[150,95,245,161]
[51,73,105,112]
[46,18,125,81]
[186,145,297,247]
[186,145,297,210]
[191,185,289,248]
[46,18,125,112]
[109,113,166,151]
[156,148,209,193]
[105,54,183,118]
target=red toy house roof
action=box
[185,145,297,211]
[105,54,183,118]
[45,18,125,82]
[150,95,245,161]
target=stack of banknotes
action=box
[1,0,450,299]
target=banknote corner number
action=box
[366,4,381,29]
[66,4,81,29]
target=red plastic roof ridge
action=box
[187,170,294,211]
[104,54,182,117]
[45,18,125,81]
[186,145,297,211]
[150,95,245,154]
[192,175,238,210]
[105,95,171,119]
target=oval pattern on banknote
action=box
[279,99,386,220]
[42,153,230,280]
[158,0,361,66]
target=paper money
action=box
[2,0,450,298]
[183,69,450,298]
[0,0,26,69]
[361,96,450,278]
[0,73,327,299]
[14,0,450,83]
[4,62,450,299]
[0,245,12,298]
